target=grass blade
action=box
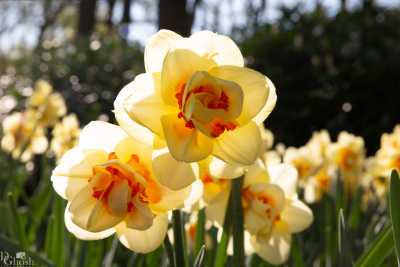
[7,192,28,249]
[291,237,305,267]
[338,209,353,266]
[389,170,400,264]
[193,245,206,267]
[354,225,394,267]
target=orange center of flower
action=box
[337,148,357,171]
[175,83,237,137]
[241,187,281,222]
[90,152,161,214]
[292,159,312,179]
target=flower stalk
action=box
[172,209,189,267]
[231,176,245,267]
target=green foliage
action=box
[241,4,400,150]
[389,170,400,263]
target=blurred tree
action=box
[241,3,400,153]
[158,0,201,36]
[78,0,98,36]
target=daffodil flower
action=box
[205,162,313,265]
[115,30,276,167]
[1,111,48,161]
[51,121,198,253]
[51,113,81,160]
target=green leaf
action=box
[0,234,55,267]
[231,177,245,267]
[83,241,104,267]
[193,245,206,267]
[348,186,363,230]
[52,197,65,267]
[338,209,353,266]
[389,170,400,264]
[7,192,28,249]
[172,210,189,267]
[194,209,206,257]
[354,225,394,267]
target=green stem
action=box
[7,192,28,250]
[163,234,175,267]
[172,210,188,267]
[231,177,245,267]
[194,208,206,257]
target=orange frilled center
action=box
[175,83,237,137]
[241,187,281,222]
[336,148,358,171]
[90,152,161,213]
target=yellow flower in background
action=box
[205,162,313,265]
[306,129,331,161]
[51,121,198,253]
[51,114,81,160]
[1,111,48,161]
[115,30,277,166]
[28,80,67,127]
[327,131,365,193]
[283,146,319,184]
[304,164,336,203]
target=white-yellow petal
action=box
[252,77,277,125]
[209,66,272,124]
[125,197,154,231]
[183,31,244,67]
[149,184,192,213]
[281,199,313,233]
[116,213,168,253]
[205,190,230,227]
[79,121,127,153]
[161,114,213,162]
[107,180,130,217]
[51,148,107,200]
[208,156,245,179]
[69,185,123,232]
[268,163,298,199]
[114,76,157,146]
[213,121,261,165]
[145,30,182,73]
[161,49,216,106]
[152,148,198,190]
[64,203,115,240]
[244,160,269,187]
[251,231,291,265]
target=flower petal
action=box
[251,231,291,265]
[125,197,155,231]
[152,148,199,190]
[161,114,213,162]
[116,213,168,253]
[149,184,192,213]
[252,77,277,125]
[51,148,107,200]
[268,163,298,199]
[79,121,127,153]
[107,180,130,217]
[64,203,115,240]
[281,199,313,233]
[208,156,245,179]
[213,121,261,165]
[69,185,123,232]
[114,75,159,146]
[205,190,230,227]
[209,66,274,124]
[184,31,244,67]
[161,49,216,105]
[145,30,182,73]
[244,160,269,187]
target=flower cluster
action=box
[1,80,80,162]
[47,30,313,264]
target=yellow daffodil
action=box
[327,131,365,193]
[115,30,277,167]
[51,114,81,160]
[283,146,320,184]
[205,162,313,265]
[304,165,336,203]
[28,80,67,127]
[1,111,48,161]
[51,121,198,253]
